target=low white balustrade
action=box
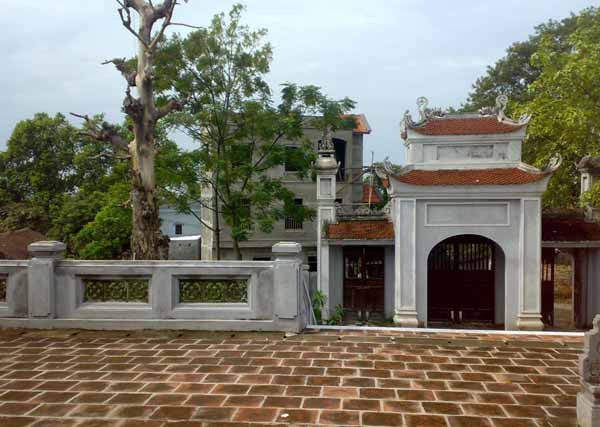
[0,241,308,333]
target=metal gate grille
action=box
[428,235,496,323]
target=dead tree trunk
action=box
[74,0,186,260]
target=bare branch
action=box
[121,0,145,12]
[122,87,144,120]
[156,97,185,120]
[149,0,177,50]
[169,22,202,29]
[118,6,149,48]
[90,151,132,161]
[70,112,130,152]
[102,58,137,87]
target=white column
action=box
[316,175,336,320]
[393,198,419,327]
[517,198,544,330]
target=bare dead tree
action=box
[73,0,188,259]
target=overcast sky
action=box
[0,0,595,164]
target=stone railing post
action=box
[27,241,65,318]
[272,242,303,330]
[578,314,600,427]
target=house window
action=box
[285,199,303,230]
[174,223,183,235]
[308,256,317,272]
[284,146,300,172]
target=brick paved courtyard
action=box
[0,328,583,427]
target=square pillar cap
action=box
[272,242,302,255]
[28,241,66,258]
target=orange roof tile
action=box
[326,220,394,240]
[342,114,371,134]
[409,116,524,136]
[394,168,548,186]
[361,184,382,204]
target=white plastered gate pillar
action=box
[517,198,544,330]
[392,197,419,327]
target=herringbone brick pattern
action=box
[0,328,583,426]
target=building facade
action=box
[316,96,590,331]
[199,115,372,263]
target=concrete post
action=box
[393,198,419,327]
[272,242,303,323]
[517,198,544,330]
[578,314,600,427]
[27,241,65,318]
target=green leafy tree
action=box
[462,13,580,111]
[0,113,78,234]
[519,8,600,208]
[73,180,132,259]
[159,4,356,259]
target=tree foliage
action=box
[520,7,600,208]
[0,113,198,259]
[0,113,78,233]
[462,13,579,112]
[158,4,356,259]
[462,7,600,209]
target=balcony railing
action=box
[335,202,390,219]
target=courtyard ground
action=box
[0,328,583,427]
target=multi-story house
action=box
[180,115,372,264]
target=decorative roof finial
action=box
[416,96,429,122]
[480,94,531,125]
[314,125,338,172]
[319,125,334,152]
[544,153,563,173]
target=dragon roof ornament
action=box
[544,153,563,174]
[479,94,531,125]
[402,97,445,128]
[401,97,446,142]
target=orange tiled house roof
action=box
[342,114,371,134]
[361,184,382,203]
[394,168,548,186]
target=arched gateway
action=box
[428,235,503,325]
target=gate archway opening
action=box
[427,234,505,326]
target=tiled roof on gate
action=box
[409,116,525,136]
[542,211,600,242]
[342,114,371,134]
[361,184,382,204]
[393,168,549,186]
[326,220,394,240]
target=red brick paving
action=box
[0,328,582,426]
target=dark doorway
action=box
[343,246,385,314]
[333,139,346,182]
[428,235,496,324]
[541,248,555,326]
